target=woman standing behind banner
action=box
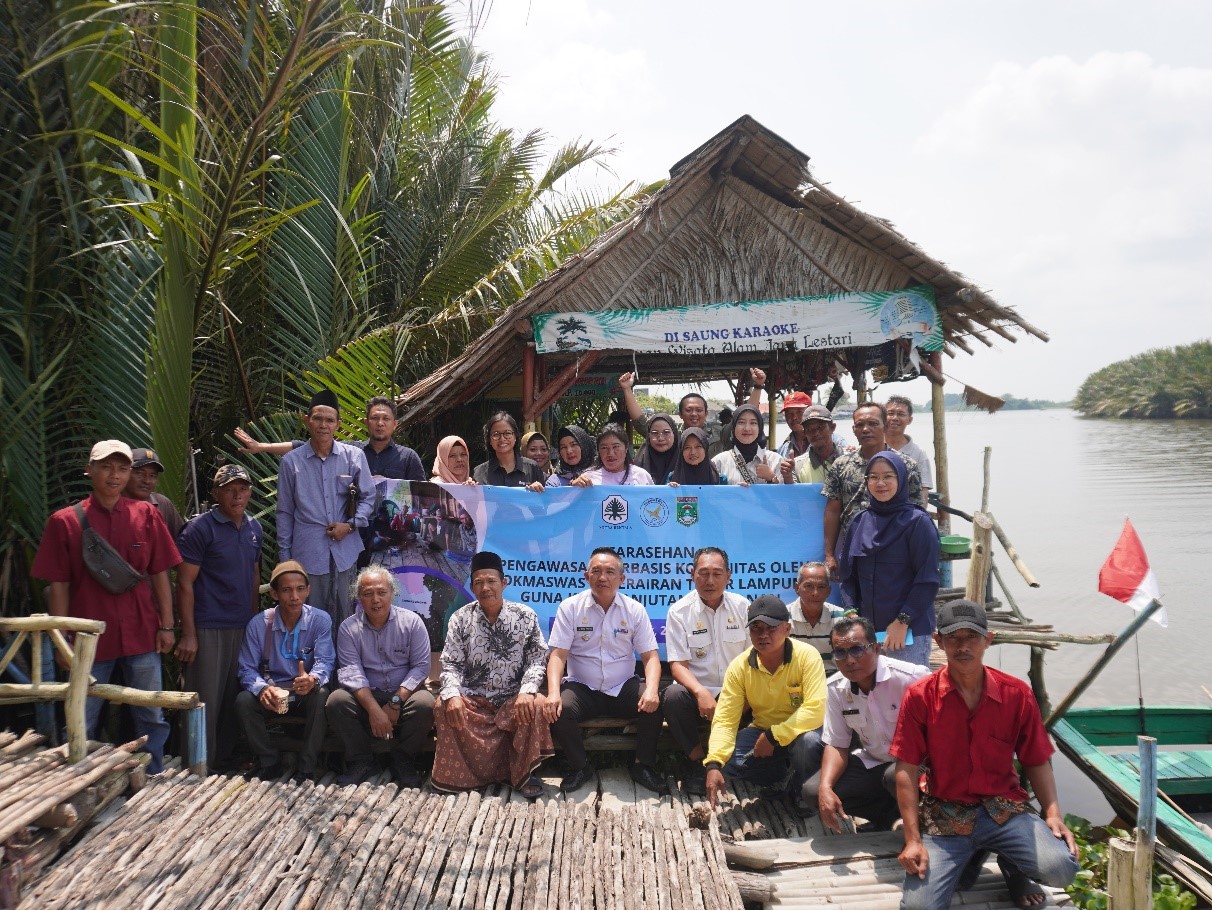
[571,424,653,486]
[667,427,722,486]
[633,414,679,486]
[839,449,939,667]
[472,413,546,492]
[711,405,783,485]
[520,431,553,477]
[432,436,476,485]
[546,426,597,488]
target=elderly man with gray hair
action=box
[325,566,434,787]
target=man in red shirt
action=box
[891,600,1078,909]
[31,440,182,773]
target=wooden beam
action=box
[522,344,536,432]
[66,632,98,763]
[0,615,106,633]
[524,352,602,423]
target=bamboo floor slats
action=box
[17,768,748,910]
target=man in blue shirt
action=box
[276,389,375,641]
[327,566,434,787]
[360,396,425,481]
[235,560,335,781]
[176,464,262,769]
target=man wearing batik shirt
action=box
[432,551,551,799]
[327,566,434,787]
[892,600,1078,910]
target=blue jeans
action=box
[884,634,932,668]
[86,651,170,774]
[901,807,1079,910]
[723,725,824,797]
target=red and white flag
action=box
[1098,519,1167,627]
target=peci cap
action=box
[937,599,989,635]
[130,448,164,471]
[747,595,791,627]
[804,404,834,424]
[470,550,505,577]
[783,391,813,409]
[270,560,309,587]
[89,440,133,463]
[308,388,340,414]
[213,464,252,487]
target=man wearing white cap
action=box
[32,440,182,773]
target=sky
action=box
[462,0,1211,402]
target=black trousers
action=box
[325,687,434,760]
[551,678,662,771]
[661,682,706,757]
[235,687,328,774]
[803,754,900,830]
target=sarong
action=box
[431,694,554,791]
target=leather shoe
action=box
[560,767,592,792]
[337,759,376,786]
[390,755,422,789]
[630,763,669,795]
[682,761,708,797]
[249,762,284,782]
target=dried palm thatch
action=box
[398,115,1047,425]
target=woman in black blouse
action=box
[471,412,546,492]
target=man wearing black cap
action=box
[125,447,186,538]
[704,595,827,809]
[175,464,262,768]
[892,600,1078,910]
[431,551,552,798]
[277,389,375,641]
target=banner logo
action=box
[602,495,629,525]
[677,497,699,526]
[640,498,670,528]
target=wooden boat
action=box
[1051,705,1212,899]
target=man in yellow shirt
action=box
[705,595,827,808]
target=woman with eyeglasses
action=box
[633,414,679,485]
[471,412,546,492]
[838,450,940,667]
[710,404,784,485]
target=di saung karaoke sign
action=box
[532,286,942,357]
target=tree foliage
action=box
[1074,341,1212,419]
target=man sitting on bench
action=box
[544,546,666,795]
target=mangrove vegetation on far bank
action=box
[1075,341,1212,419]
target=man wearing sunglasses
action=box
[236,560,335,782]
[803,616,928,832]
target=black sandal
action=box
[519,775,545,801]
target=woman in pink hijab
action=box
[432,436,475,484]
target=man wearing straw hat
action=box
[892,599,1078,909]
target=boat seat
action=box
[1112,749,1212,797]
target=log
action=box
[730,871,772,903]
[31,803,78,829]
[66,632,98,763]
[987,511,1040,588]
[965,511,994,603]
[89,683,199,709]
[1108,835,1135,909]
[0,615,106,633]
[720,840,775,870]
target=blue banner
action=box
[364,481,825,650]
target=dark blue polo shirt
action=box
[360,441,425,481]
[176,507,263,629]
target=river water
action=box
[782,408,1212,820]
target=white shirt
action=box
[712,448,785,485]
[822,655,930,768]
[549,589,658,696]
[581,465,654,485]
[664,590,750,695]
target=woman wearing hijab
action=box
[472,412,546,492]
[633,414,679,486]
[710,404,784,485]
[546,426,596,488]
[667,427,721,486]
[839,449,940,667]
[432,436,476,484]
[570,424,654,486]
[520,430,553,477]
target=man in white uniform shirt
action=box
[545,547,665,795]
[804,615,929,832]
[663,547,750,796]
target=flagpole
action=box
[1044,599,1164,731]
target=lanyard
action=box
[278,623,302,663]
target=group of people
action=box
[30,377,1078,908]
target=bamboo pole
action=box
[965,511,994,603]
[0,630,26,677]
[0,681,198,709]
[0,614,107,633]
[980,446,991,512]
[1109,836,1136,909]
[1136,735,1158,910]
[987,512,1040,587]
[66,632,99,763]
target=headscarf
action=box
[842,450,923,565]
[432,436,470,483]
[520,430,552,476]
[634,414,679,486]
[670,427,719,485]
[552,425,596,481]
[729,404,766,463]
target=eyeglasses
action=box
[830,642,875,662]
[867,472,897,484]
[490,431,515,440]
[649,430,674,438]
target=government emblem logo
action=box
[602,495,628,525]
[676,496,698,526]
[640,497,669,528]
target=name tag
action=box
[690,628,708,636]
[576,626,594,633]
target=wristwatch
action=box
[895,612,912,625]
[389,693,403,709]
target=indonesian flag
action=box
[1098,519,1167,627]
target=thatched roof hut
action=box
[398,115,1046,426]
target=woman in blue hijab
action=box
[839,449,940,666]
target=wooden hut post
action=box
[65,632,99,763]
[929,355,950,536]
[522,344,536,432]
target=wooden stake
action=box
[929,356,951,536]
[66,632,99,763]
[964,511,994,604]
[1108,836,1135,909]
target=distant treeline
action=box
[1074,340,1212,419]
[921,393,1070,413]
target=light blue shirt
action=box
[238,604,334,696]
[277,440,375,574]
[336,606,430,694]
